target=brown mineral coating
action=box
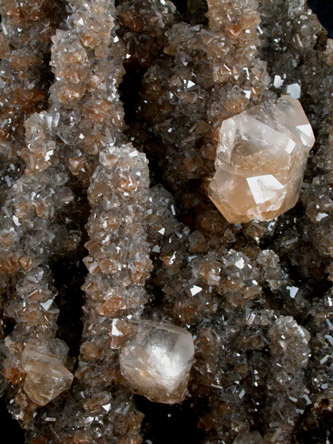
[8,0,150,441]
[0,0,332,443]
[0,110,77,423]
[0,0,65,159]
[119,0,332,442]
[74,143,151,441]
[0,0,81,426]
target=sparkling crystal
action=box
[208,96,315,223]
[22,339,74,406]
[119,321,195,404]
[0,0,331,440]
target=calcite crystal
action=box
[21,339,74,406]
[208,96,315,223]
[120,321,195,404]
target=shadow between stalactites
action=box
[51,182,90,366]
[134,394,205,444]
[52,255,86,365]
[0,395,25,443]
[171,0,208,25]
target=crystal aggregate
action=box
[0,0,332,443]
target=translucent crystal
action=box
[233,431,265,444]
[208,96,315,223]
[119,321,195,404]
[22,339,74,406]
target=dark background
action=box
[308,0,333,38]
[1,0,332,443]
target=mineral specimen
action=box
[0,0,332,443]
[208,96,316,223]
[0,0,64,160]
[60,145,152,443]
[120,321,195,404]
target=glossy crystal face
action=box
[120,321,194,404]
[208,96,315,223]
[22,339,74,406]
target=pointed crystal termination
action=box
[208,96,315,223]
[22,339,74,406]
[119,321,195,404]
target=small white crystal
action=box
[286,286,299,299]
[102,403,111,412]
[190,285,202,296]
[320,355,329,364]
[119,321,194,404]
[235,258,245,269]
[325,335,333,346]
[287,83,301,99]
[233,431,265,444]
[274,75,284,88]
[315,212,328,221]
[40,299,53,311]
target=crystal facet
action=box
[119,321,195,404]
[208,96,315,223]
[22,339,74,406]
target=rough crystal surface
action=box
[208,96,315,223]
[0,0,332,442]
[120,321,195,404]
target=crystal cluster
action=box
[0,0,332,443]
[72,143,152,442]
[48,0,126,183]
[208,96,315,223]
[264,316,311,442]
[1,111,75,424]
[0,0,64,159]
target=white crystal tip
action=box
[119,321,195,404]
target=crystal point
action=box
[208,96,315,223]
[119,321,195,404]
[22,339,74,406]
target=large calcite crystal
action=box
[208,96,315,223]
[119,321,195,404]
[21,339,74,406]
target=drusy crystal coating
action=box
[0,0,331,442]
